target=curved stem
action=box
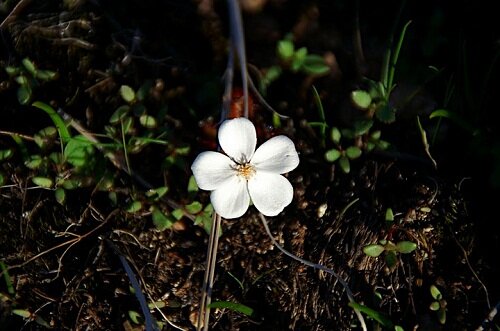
[258,213,367,331]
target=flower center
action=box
[235,163,255,180]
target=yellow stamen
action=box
[236,163,255,180]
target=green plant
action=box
[324,121,389,173]
[363,239,417,271]
[350,21,412,124]
[260,34,330,90]
[429,284,446,325]
[4,58,58,105]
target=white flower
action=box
[191,117,299,219]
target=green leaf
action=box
[62,178,81,190]
[5,66,19,76]
[301,54,330,75]
[136,80,153,101]
[187,175,198,193]
[15,75,29,85]
[429,109,477,134]
[122,116,134,134]
[0,173,5,186]
[0,149,13,161]
[120,85,136,103]
[351,90,372,109]
[25,155,43,169]
[437,307,446,324]
[208,301,254,316]
[12,309,31,318]
[330,127,341,144]
[430,285,442,300]
[32,176,53,188]
[22,58,37,75]
[128,310,143,324]
[35,69,58,81]
[363,244,385,257]
[172,208,184,220]
[394,325,404,331]
[32,102,71,143]
[375,103,396,123]
[338,155,350,173]
[109,105,130,124]
[17,85,32,105]
[385,208,394,222]
[151,206,174,231]
[185,201,203,214]
[55,188,66,205]
[348,302,393,328]
[64,135,94,168]
[126,201,142,213]
[396,241,417,254]
[277,39,294,61]
[371,130,382,140]
[262,65,282,88]
[353,120,373,136]
[325,149,341,162]
[0,261,14,295]
[385,250,398,269]
[146,186,169,200]
[346,146,362,159]
[429,301,440,311]
[139,114,157,129]
[291,47,307,71]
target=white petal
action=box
[210,176,250,219]
[191,151,235,190]
[248,172,294,217]
[251,135,299,174]
[218,118,256,163]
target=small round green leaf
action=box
[385,250,398,269]
[185,201,203,214]
[437,308,446,324]
[0,149,13,161]
[396,241,417,254]
[385,208,394,222]
[151,206,174,231]
[126,201,142,213]
[277,40,294,61]
[376,103,396,123]
[351,90,372,109]
[325,149,341,162]
[120,85,136,103]
[338,155,350,173]
[22,58,37,75]
[0,172,5,186]
[330,127,341,144]
[109,105,130,124]
[32,176,53,188]
[346,146,362,159]
[128,310,143,324]
[429,301,440,311]
[430,285,442,300]
[363,244,385,257]
[12,309,31,318]
[35,70,58,81]
[55,188,66,205]
[139,114,157,129]
[17,85,32,105]
[301,54,330,75]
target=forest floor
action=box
[1,1,500,330]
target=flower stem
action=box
[258,213,367,331]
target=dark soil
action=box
[1,1,499,330]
